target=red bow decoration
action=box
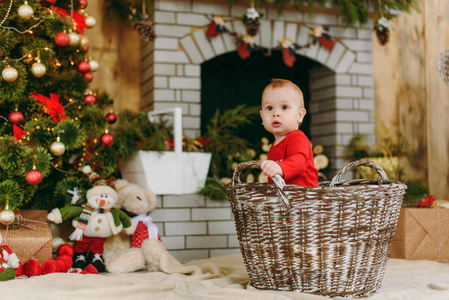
[31,93,68,123]
[13,125,26,141]
[418,195,436,207]
[53,8,88,34]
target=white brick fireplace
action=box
[142,0,376,262]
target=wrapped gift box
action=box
[0,210,52,264]
[389,208,449,262]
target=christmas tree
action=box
[0,0,116,220]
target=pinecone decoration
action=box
[134,19,156,42]
[245,17,260,36]
[376,27,390,46]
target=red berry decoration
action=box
[84,94,96,104]
[8,111,24,124]
[100,132,114,147]
[106,112,117,124]
[55,32,70,47]
[42,259,59,275]
[57,244,75,257]
[84,72,93,82]
[77,61,90,73]
[26,169,43,185]
[44,0,57,5]
[23,260,42,277]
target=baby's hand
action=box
[260,160,284,178]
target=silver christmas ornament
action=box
[89,59,99,72]
[68,32,80,46]
[85,16,96,28]
[31,62,46,77]
[0,209,15,226]
[2,66,18,82]
[18,1,34,19]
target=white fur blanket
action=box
[2,253,449,300]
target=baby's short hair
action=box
[264,79,304,107]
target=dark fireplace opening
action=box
[200,50,315,146]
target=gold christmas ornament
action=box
[80,35,89,48]
[50,137,65,156]
[31,61,46,77]
[2,66,18,82]
[18,1,34,19]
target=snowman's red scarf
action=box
[70,205,111,241]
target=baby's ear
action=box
[298,108,306,122]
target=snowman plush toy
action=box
[47,168,134,272]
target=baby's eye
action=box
[267,106,273,111]
[282,105,288,110]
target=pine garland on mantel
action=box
[229,0,419,25]
[104,0,419,27]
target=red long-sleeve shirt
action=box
[267,130,319,187]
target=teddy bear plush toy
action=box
[0,233,21,281]
[47,169,134,273]
[103,179,167,273]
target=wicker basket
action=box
[227,160,407,298]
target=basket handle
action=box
[231,161,292,210]
[329,160,389,187]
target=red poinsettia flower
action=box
[13,124,26,141]
[31,93,68,123]
[418,195,436,207]
[52,8,88,34]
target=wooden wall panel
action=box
[373,0,449,199]
[373,8,427,182]
[425,0,449,198]
[85,0,141,113]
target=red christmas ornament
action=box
[55,32,70,47]
[84,94,96,104]
[100,132,114,147]
[77,61,90,73]
[8,111,24,124]
[84,72,93,82]
[106,112,117,124]
[44,0,57,5]
[26,169,43,185]
[79,0,87,8]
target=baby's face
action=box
[260,87,306,140]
